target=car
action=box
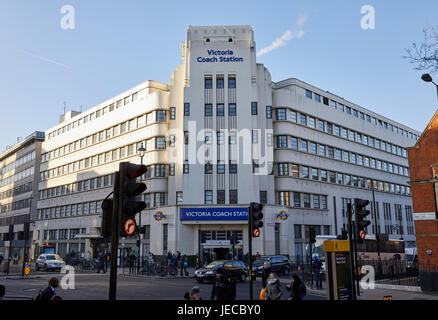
[194,260,248,283]
[35,254,65,271]
[253,256,290,276]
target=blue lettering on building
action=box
[197,49,243,63]
[180,207,248,221]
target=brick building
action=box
[408,109,438,291]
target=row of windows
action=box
[38,200,103,220]
[204,75,236,89]
[0,151,36,175]
[204,190,238,204]
[204,104,237,117]
[42,110,166,163]
[275,135,410,178]
[143,193,167,208]
[40,138,166,181]
[46,91,139,140]
[304,89,418,141]
[0,166,34,187]
[0,182,33,200]
[294,225,331,240]
[277,191,328,209]
[276,163,411,195]
[0,197,31,214]
[275,108,409,159]
[42,228,86,241]
[0,213,27,227]
[39,164,170,200]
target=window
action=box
[229,190,238,204]
[217,77,224,89]
[276,108,286,120]
[313,195,320,208]
[318,120,324,132]
[156,110,166,122]
[229,104,236,116]
[308,117,316,128]
[303,194,311,208]
[251,102,258,115]
[330,100,337,109]
[291,137,298,150]
[353,109,358,117]
[290,111,297,123]
[302,166,309,179]
[319,145,326,157]
[321,170,327,182]
[217,163,225,174]
[204,190,213,204]
[183,161,189,174]
[260,191,267,204]
[205,78,212,89]
[176,192,183,205]
[266,106,272,119]
[315,94,321,103]
[300,114,307,126]
[300,140,308,152]
[229,162,237,174]
[204,163,213,174]
[217,190,225,204]
[278,163,289,176]
[205,104,213,116]
[216,104,224,116]
[310,142,317,154]
[155,164,165,177]
[279,192,289,206]
[293,193,301,208]
[312,168,319,180]
[305,90,312,99]
[277,136,288,148]
[228,77,236,88]
[184,103,190,116]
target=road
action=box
[0,270,326,300]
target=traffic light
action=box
[249,202,264,237]
[120,162,147,237]
[309,227,316,244]
[231,236,235,245]
[101,198,113,238]
[354,198,371,244]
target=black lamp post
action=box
[137,143,146,273]
[421,73,438,101]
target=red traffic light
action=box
[125,164,147,179]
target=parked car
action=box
[194,260,248,283]
[35,254,65,271]
[253,256,290,276]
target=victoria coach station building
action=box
[32,25,418,264]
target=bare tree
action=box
[405,27,438,74]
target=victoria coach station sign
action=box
[180,207,248,221]
[196,50,244,63]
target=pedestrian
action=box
[265,273,282,300]
[195,255,199,270]
[181,255,188,276]
[312,256,323,289]
[35,277,59,301]
[96,253,106,274]
[0,253,3,265]
[0,284,5,300]
[172,254,177,272]
[256,252,261,260]
[184,286,202,300]
[128,252,136,275]
[211,268,236,300]
[286,274,306,301]
[86,250,91,261]
[176,251,181,273]
[261,261,272,289]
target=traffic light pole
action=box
[371,179,380,259]
[347,203,357,300]
[352,221,360,297]
[248,209,253,301]
[109,171,121,300]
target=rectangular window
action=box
[277,136,288,148]
[266,106,272,119]
[216,104,225,116]
[205,77,212,89]
[228,77,236,88]
[251,102,258,115]
[276,108,287,120]
[300,114,307,126]
[290,111,297,122]
[291,137,298,150]
[205,104,213,116]
[260,191,267,204]
[303,193,311,208]
[204,190,213,204]
[229,104,236,116]
[305,90,312,99]
[184,103,190,116]
[229,190,238,204]
[301,140,308,152]
[217,77,224,89]
[217,190,225,204]
[293,193,301,208]
[170,107,176,120]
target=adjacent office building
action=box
[32,25,420,263]
[0,132,44,265]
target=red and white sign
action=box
[123,218,137,236]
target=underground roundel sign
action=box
[123,218,137,236]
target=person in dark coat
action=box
[261,261,272,289]
[211,268,236,300]
[96,253,106,273]
[36,277,59,301]
[0,254,3,265]
[286,274,306,301]
[312,256,323,289]
[128,252,136,275]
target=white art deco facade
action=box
[32,25,420,263]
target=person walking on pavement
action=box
[312,256,323,289]
[36,277,59,301]
[128,252,136,275]
[176,252,181,275]
[261,261,272,289]
[211,268,236,300]
[181,254,188,276]
[286,274,306,301]
[96,252,106,274]
[265,273,282,300]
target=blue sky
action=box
[0,0,437,151]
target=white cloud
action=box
[257,13,308,57]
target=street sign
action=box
[24,262,31,276]
[123,218,137,236]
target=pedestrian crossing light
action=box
[249,202,264,238]
[355,198,371,244]
[119,162,147,237]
